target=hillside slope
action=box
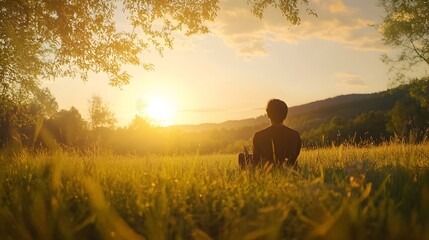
[176,87,404,133]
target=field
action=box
[1,143,429,240]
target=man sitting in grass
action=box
[239,99,301,169]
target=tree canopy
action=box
[378,0,429,79]
[88,95,116,129]
[0,0,312,89]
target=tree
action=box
[128,115,151,131]
[1,0,312,89]
[316,116,351,145]
[378,0,429,80]
[381,79,429,141]
[88,95,116,129]
[409,77,429,110]
[0,86,57,127]
[0,87,58,146]
[50,107,88,146]
[351,111,389,143]
[248,0,315,24]
[387,97,428,139]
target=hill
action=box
[175,115,269,132]
[176,88,404,133]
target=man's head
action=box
[266,99,288,124]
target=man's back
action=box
[253,124,301,167]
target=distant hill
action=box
[175,87,406,133]
[286,90,403,132]
[288,93,374,116]
[176,115,269,132]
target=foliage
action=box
[287,79,429,146]
[387,78,429,139]
[43,107,89,147]
[301,112,389,147]
[409,77,429,109]
[248,0,316,24]
[0,0,212,87]
[387,98,424,137]
[0,0,312,88]
[88,95,117,129]
[352,111,389,141]
[1,144,428,239]
[0,87,58,147]
[378,0,429,80]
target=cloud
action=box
[335,72,367,87]
[179,108,226,113]
[327,0,350,14]
[210,0,385,58]
[179,106,264,113]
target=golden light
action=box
[145,98,175,126]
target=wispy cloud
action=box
[335,72,367,87]
[179,108,226,113]
[209,0,385,58]
[179,106,264,113]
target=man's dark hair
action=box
[266,99,288,123]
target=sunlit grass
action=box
[1,143,429,239]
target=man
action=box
[252,99,301,168]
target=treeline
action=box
[1,79,428,154]
[0,96,260,154]
[297,79,429,146]
[291,78,429,147]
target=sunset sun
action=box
[145,98,175,126]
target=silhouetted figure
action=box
[239,99,301,169]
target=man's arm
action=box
[252,133,261,165]
[288,133,302,167]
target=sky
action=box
[42,0,427,126]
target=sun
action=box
[145,98,175,126]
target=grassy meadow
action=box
[1,143,429,240]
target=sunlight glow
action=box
[145,98,175,126]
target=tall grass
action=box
[1,143,429,239]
